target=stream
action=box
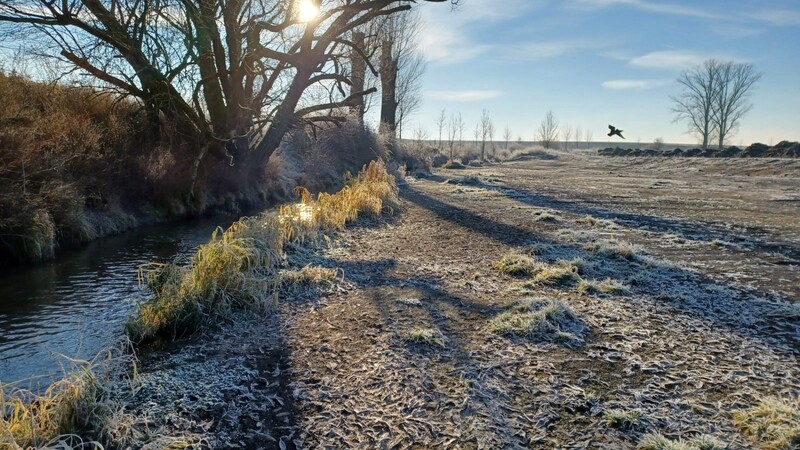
[0,215,236,388]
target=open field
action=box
[104,152,799,449]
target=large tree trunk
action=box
[350,31,367,122]
[379,39,398,135]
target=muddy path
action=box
[115,162,798,449]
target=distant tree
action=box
[473,122,481,153]
[712,62,761,150]
[575,127,583,149]
[585,129,593,148]
[503,126,512,150]
[488,122,496,157]
[562,124,573,151]
[654,137,664,150]
[537,110,559,149]
[448,112,464,161]
[673,59,760,150]
[436,109,447,150]
[479,109,492,160]
[456,113,465,156]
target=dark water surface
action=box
[0,216,236,387]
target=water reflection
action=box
[0,216,235,386]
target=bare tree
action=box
[575,126,583,149]
[436,109,447,150]
[654,137,665,150]
[561,124,572,151]
[503,126,512,150]
[713,62,761,149]
[0,0,456,200]
[447,112,461,160]
[455,112,465,159]
[586,129,593,148]
[537,110,559,149]
[488,122,496,158]
[672,59,722,149]
[479,109,491,160]
[473,122,481,154]
[379,9,426,140]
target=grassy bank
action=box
[1,159,399,448]
[126,160,399,343]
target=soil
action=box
[112,152,799,449]
[599,140,800,158]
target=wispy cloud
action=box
[629,50,709,70]
[418,0,540,65]
[569,0,726,20]
[601,79,673,90]
[427,90,503,102]
[507,39,606,61]
[751,9,800,26]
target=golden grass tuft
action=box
[0,348,132,449]
[732,396,800,450]
[637,433,727,450]
[492,252,538,276]
[399,328,446,348]
[577,278,629,295]
[584,239,644,261]
[280,265,339,288]
[530,259,581,286]
[578,215,618,229]
[489,297,583,342]
[127,160,398,343]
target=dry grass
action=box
[530,259,581,286]
[492,252,538,276]
[488,297,584,342]
[605,409,646,431]
[584,239,644,261]
[637,433,727,450]
[280,265,339,288]
[578,215,618,229]
[0,348,134,449]
[127,160,398,343]
[732,396,800,450]
[399,328,446,348]
[577,278,629,295]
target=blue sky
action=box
[408,0,800,145]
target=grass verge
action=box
[732,396,800,450]
[126,160,398,343]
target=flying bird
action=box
[608,125,625,139]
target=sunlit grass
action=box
[732,396,800,450]
[399,328,446,348]
[605,408,646,431]
[127,160,398,343]
[0,349,132,449]
[577,278,629,295]
[492,252,538,276]
[489,297,583,342]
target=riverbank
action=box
[86,155,800,448]
[0,73,407,266]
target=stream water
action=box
[0,216,236,388]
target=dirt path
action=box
[118,164,799,449]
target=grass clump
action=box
[584,239,644,261]
[530,259,581,286]
[578,278,629,295]
[399,328,446,348]
[732,396,800,450]
[492,252,538,276]
[0,348,132,449]
[280,265,338,288]
[489,297,584,342]
[606,409,646,431]
[127,160,398,343]
[637,433,727,450]
[578,215,618,229]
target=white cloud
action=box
[752,9,800,26]
[508,39,605,61]
[418,0,540,65]
[629,50,708,70]
[601,79,673,90]
[427,90,503,102]
[568,0,726,20]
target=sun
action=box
[297,0,319,22]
